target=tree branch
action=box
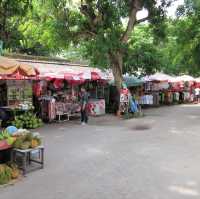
[121,0,141,44]
[80,2,98,33]
[74,30,96,39]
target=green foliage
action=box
[40,0,171,75]
[160,0,200,76]
[4,0,200,79]
[123,25,163,75]
[0,0,32,49]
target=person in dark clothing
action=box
[80,87,89,125]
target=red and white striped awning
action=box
[15,60,112,82]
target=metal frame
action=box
[11,146,44,175]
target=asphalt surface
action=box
[1,104,200,199]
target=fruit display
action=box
[0,130,16,146]
[0,163,20,185]
[11,112,43,129]
[0,164,12,185]
[0,128,42,150]
[13,131,42,150]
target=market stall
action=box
[16,59,112,120]
[0,57,38,126]
[142,73,171,106]
[170,75,195,103]
[123,76,144,101]
[108,76,144,114]
[0,58,45,184]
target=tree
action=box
[0,0,32,49]
[174,0,200,76]
[123,24,163,76]
[43,0,172,91]
[158,0,200,76]
[17,0,64,56]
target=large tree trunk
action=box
[109,51,123,115]
[109,51,123,90]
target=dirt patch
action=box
[132,124,152,131]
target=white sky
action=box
[167,0,185,16]
[137,0,185,19]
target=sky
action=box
[167,0,185,16]
[137,0,185,20]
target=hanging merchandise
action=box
[140,95,153,105]
[159,92,165,104]
[40,96,56,122]
[53,79,64,90]
[153,92,160,105]
[119,88,129,113]
[33,81,42,97]
[130,98,138,113]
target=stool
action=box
[11,146,44,175]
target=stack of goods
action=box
[12,130,42,150]
[0,129,42,150]
[0,163,20,185]
[0,129,42,185]
[11,112,43,129]
[0,130,16,149]
[172,92,180,103]
[140,95,153,105]
[183,91,191,102]
[40,96,56,122]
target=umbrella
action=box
[195,77,200,83]
[143,72,172,82]
[0,57,38,77]
[109,76,144,87]
[176,75,194,82]
[123,76,144,87]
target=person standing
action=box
[80,87,89,125]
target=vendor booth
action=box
[16,59,112,121]
[0,57,42,176]
[108,76,144,114]
[169,75,195,103]
[0,57,38,126]
[141,73,195,106]
[141,73,171,106]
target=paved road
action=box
[1,104,200,199]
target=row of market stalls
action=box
[124,73,200,109]
[0,57,114,125]
[0,56,200,123]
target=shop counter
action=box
[88,99,105,116]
